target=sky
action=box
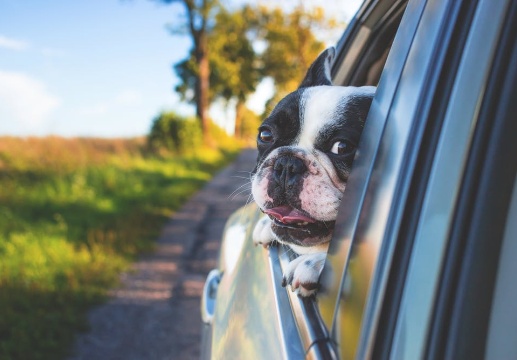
[0,0,363,138]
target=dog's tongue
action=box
[265,205,315,224]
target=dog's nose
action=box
[273,156,307,188]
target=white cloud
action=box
[0,35,67,58]
[0,35,29,51]
[0,70,61,130]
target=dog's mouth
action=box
[265,205,315,226]
[264,205,335,246]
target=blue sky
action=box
[0,0,361,138]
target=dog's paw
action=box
[253,215,276,248]
[282,252,326,297]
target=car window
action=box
[269,0,410,356]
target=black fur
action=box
[298,48,335,88]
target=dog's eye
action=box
[258,129,274,143]
[331,141,351,155]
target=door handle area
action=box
[201,269,221,324]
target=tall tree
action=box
[171,3,334,136]
[174,5,260,138]
[158,0,219,142]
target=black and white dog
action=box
[251,47,375,297]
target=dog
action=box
[251,47,375,297]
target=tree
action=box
[208,6,260,138]
[157,0,220,142]
[257,5,329,106]
[239,106,262,141]
[174,5,260,138]
[168,3,335,138]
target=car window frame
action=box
[262,1,411,356]
[316,0,414,342]
[318,0,443,357]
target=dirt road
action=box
[69,149,257,360]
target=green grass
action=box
[0,136,241,360]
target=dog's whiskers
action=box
[229,188,252,201]
[228,182,252,200]
[230,175,252,180]
[244,193,254,207]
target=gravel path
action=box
[68,149,257,360]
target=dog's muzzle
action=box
[273,155,307,189]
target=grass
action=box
[0,136,241,360]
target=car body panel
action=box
[209,204,306,359]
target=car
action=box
[200,0,517,358]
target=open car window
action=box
[275,0,410,357]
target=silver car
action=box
[201,0,517,358]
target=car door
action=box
[316,0,517,358]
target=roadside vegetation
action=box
[0,130,241,359]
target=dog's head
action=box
[251,47,375,250]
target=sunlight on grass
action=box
[0,136,241,359]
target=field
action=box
[0,136,240,360]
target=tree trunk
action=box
[234,100,245,139]
[195,33,211,144]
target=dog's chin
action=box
[270,219,335,247]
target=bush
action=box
[148,112,202,154]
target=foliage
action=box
[258,6,328,96]
[158,0,222,140]
[171,3,334,132]
[208,6,260,104]
[0,136,240,359]
[147,111,242,153]
[174,52,199,104]
[174,5,260,138]
[148,112,202,153]
[239,106,262,142]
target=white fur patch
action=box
[251,171,273,207]
[298,86,349,149]
[283,252,327,297]
[252,215,275,247]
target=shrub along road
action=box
[68,148,257,360]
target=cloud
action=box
[0,35,29,51]
[0,34,67,58]
[0,70,61,130]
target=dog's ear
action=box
[298,47,335,88]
